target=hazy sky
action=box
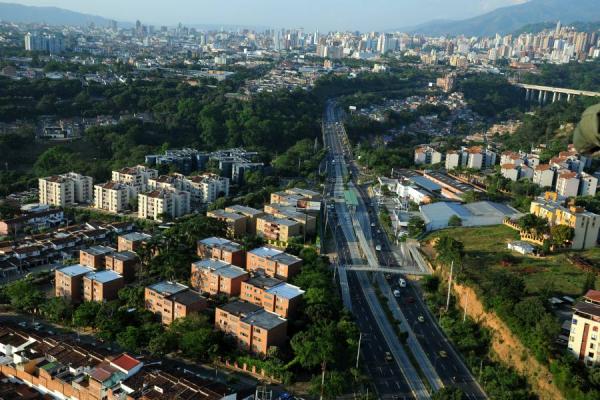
[12,0,529,30]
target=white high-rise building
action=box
[39,173,93,207]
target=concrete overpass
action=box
[342,265,430,275]
[514,83,600,104]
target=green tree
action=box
[4,280,44,312]
[550,225,574,246]
[40,297,73,323]
[408,216,426,238]
[73,301,101,328]
[448,215,462,227]
[434,236,464,267]
[432,387,467,400]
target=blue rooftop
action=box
[58,264,93,277]
[410,176,442,192]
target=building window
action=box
[572,319,578,325]
[592,343,595,349]
[592,334,598,341]
[589,352,595,358]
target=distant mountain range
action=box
[0,2,126,27]
[399,0,600,37]
[0,2,266,31]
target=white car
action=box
[375,245,382,251]
[398,278,407,287]
[393,290,401,298]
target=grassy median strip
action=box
[373,282,432,395]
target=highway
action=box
[323,99,487,400]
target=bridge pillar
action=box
[525,88,531,101]
[558,93,562,101]
[567,93,572,102]
[552,92,557,103]
[543,91,548,103]
[538,90,544,104]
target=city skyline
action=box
[8,0,529,31]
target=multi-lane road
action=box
[322,99,487,400]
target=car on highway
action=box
[18,321,27,328]
[439,350,448,358]
[384,351,393,362]
[398,278,406,287]
[393,289,401,298]
[418,315,425,323]
[371,222,375,227]
[406,296,415,304]
[375,244,382,251]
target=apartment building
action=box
[148,173,230,207]
[225,205,265,235]
[530,192,600,250]
[580,173,598,197]
[197,236,246,267]
[500,163,534,182]
[181,173,230,205]
[270,188,322,214]
[445,147,496,171]
[117,232,152,253]
[190,258,249,296]
[240,274,304,318]
[215,300,287,355]
[83,270,124,302]
[207,209,248,238]
[105,250,139,283]
[79,245,114,269]
[256,214,302,243]
[55,264,93,304]
[569,290,600,366]
[246,246,302,281]
[39,172,93,207]
[144,281,207,325]
[533,164,556,188]
[414,145,443,165]
[111,165,158,194]
[93,181,132,213]
[556,170,581,197]
[263,203,316,236]
[445,150,461,170]
[138,189,190,221]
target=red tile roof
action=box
[111,353,141,372]
[585,290,600,303]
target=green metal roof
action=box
[344,190,358,206]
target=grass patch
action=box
[425,225,599,297]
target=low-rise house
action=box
[0,207,64,236]
[191,259,249,296]
[215,300,287,355]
